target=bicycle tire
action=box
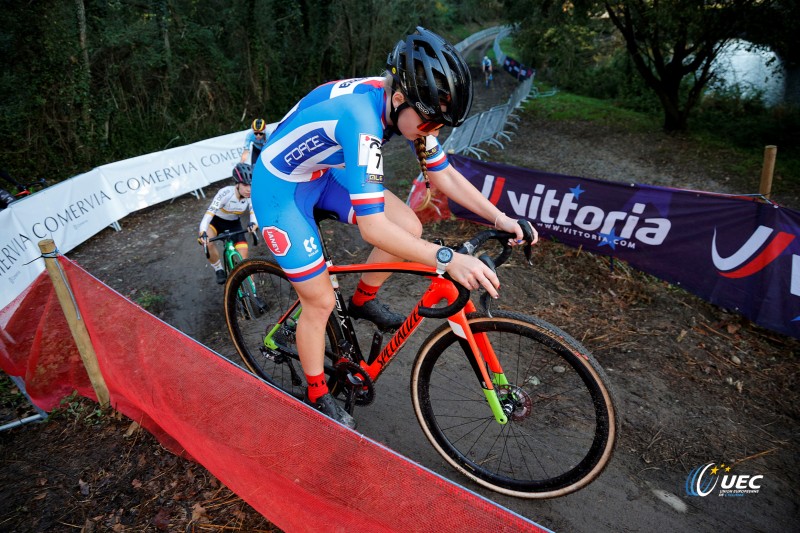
[229,253,256,320]
[224,259,344,399]
[411,311,618,499]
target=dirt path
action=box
[2,68,798,532]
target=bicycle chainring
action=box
[334,360,375,406]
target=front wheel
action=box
[411,311,618,499]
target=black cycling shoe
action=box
[215,269,227,285]
[305,392,357,430]
[348,297,405,331]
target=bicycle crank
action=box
[334,360,375,409]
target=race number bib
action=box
[358,133,384,177]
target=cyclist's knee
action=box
[207,246,220,262]
[296,277,336,317]
[384,191,423,237]
[302,291,336,320]
[408,215,423,238]
[399,209,423,238]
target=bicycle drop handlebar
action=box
[417,221,535,319]
[208,228,259,246]
[203,228,259,258]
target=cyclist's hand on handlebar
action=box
[247,222,258,233]
[198,231,208,246]
[496,214,539,246]
[449,253,500,299]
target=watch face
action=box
[437,247,453,263]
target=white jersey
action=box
[198,185,257,233]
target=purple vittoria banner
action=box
[449,155,800,340]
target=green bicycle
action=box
[205,228,264,320]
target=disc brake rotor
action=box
[497,385,532,421]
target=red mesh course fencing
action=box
[0,256,547,533]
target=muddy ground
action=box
[2,65,799,532]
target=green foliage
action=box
[0,0,490,186]
[51,392,109,426]
[523,87,800,198]
[0,372,26,412]
[579,48,662,115]
[133,289,167,314]
[503,0,785,132]
[691,88,800,196]
[450,0,505,29]
[524,90,657,132]
[503,0,607,87]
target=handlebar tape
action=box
[418,277,471,318]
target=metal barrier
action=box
[440,74,536,160]
[437,27,555,162]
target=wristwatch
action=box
[435,247,454,275]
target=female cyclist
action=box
[198,163,259,284]
[251,27,537,427]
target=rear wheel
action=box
[224,259,344,400]
[411,311,618,499]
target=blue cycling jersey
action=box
[251,77,450,282]
[243,130,269,152]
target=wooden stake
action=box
[759,145,777,200]
[38,239,110,407]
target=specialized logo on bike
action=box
[685,462,764,497]
[263,226,291,256]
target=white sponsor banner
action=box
[99,146,210,212]
[35,169,129,251]
[0,202,45,302]
[0,128,256,311]
[194,130,262,172]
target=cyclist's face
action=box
[237,183,251,198]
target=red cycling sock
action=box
[352,280,380,307]
[306,372,329,403]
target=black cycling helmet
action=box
[232,162,253,185]
[386,27,473,127]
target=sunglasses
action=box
[418,120,444,133]
[254,132,265,136]
[397,102,444,133]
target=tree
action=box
[506,0,774,132]
[742,0,800,67]
[0,0,485,182]
[603,0,766,132]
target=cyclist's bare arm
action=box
[357,211,500,297]
[427,165,539,245]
